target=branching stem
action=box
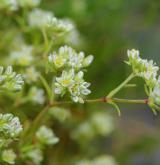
[107,73,135,98]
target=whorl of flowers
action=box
[24,148,43,165]
[28,8,53,28]
[127,49,160,112]
[76,155,117,165]
[36,125,59,146]
[0,66,24,91]
[0,0,41,11]
[48,45,94,103]
[1,149,17,165]
[47,17,74,35]
[127,49,159,88]
[71,112,114,142]
[9,45,33,67]
[0,113,23,139]
[28,87,45,105]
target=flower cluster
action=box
[0,0,41,11]
[25,67,39,83]
[127,49,160,112]
[49,107,71,123]
[127,49,159,88]
[76,155,117,165]
[0,113,22,164]
[24,148,43,165]
[0,113,23,139]
[55,70,91,103]
[9,45,33,67]
[48,45,93,70]
[28,87,45,105]
[0,66,24,91]
[48,45,93,103]
[71,112,114,142]
[28,8,53,28]
[28,9,74,36]
[47,17,74,36]
[23,125,59,165]
[36,125,59,145]
[149,76,160,108]
[1,149,17,165]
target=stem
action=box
[23,97,148,145]
[107,73,135,98]
[111,98,148,104]
[39,75,53,103]
[41,28,48,48]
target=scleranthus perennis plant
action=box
[0,0,159,165]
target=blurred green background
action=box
[1,0,160,164]
[41,0,160,165]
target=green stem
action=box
[23,97,148,145]
[111,98,148,104]
[41,28,49,48]
[107,73,135,98]
[39,75,53,103]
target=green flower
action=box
[24,148,43,165]
[1,149,17,164]
[36,125,59,146]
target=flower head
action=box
[55,70,91,103]
[48,45,94,71]
[24,148,43,165]
[28,87,45,105]
[0,66,24,91]
[1,149,17,165]
[0,113,23,138]
[28,8,53,28]
[47,17,74,35]
[9,45,33,66]
[36,125,59,145]
[127,49,159,89]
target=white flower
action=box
[17,0,41,8]
[49,107,71,123]
[150,76,160,106]
[2,149,17,164]
[0,66,24,91]
[71,121,95,141]
[82,55,94,67]
[127,49,159,89]
[28,87,45,105]
[9,45,33,66]
[48,53,66,69]
[36,125,59,145]
[47,17,74,35]
[55,70,91,103]
[28,8,54,28]
[0,113,23,138]
[0,0,18,11]
[91,112,114,136]
[65,28,82,47]
[150,86,160,106]
[0,0,41,11]
[92,155,118,165]
[69,73,91,103]
[48,45,94,71]
[25,148,43,165]
[55,69,74,95]
[25,67,39,83]
[76,155,117,165]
